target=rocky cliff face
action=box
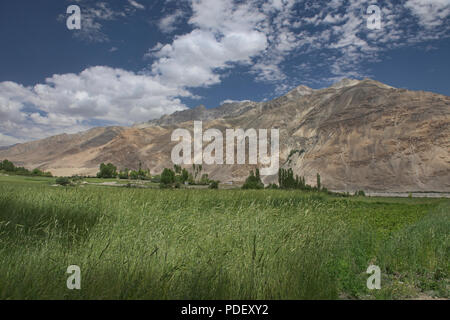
[1,79,449,192]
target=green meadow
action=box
[0,175,448,300]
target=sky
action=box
[0,0,449,146]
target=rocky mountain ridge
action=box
[1,78,449,192]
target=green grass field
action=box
[0,175,448,300]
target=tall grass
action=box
[0,181,448,300]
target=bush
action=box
[209,181,219,189]
[55,177,70,186]
[71,175,84,182]
[287,149,305,162]
[199,173,211,185]
[355,190,366,197]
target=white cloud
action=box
[158,9,185,34]
[60,0,148,43]
[151,29,267,88]
[0,67,189,144]
[220,99,251,105]
[69,0,450,97]
[405,0,450,28]
[256,0,450,87]
[128,0,145,10]
[58,2,125,43]
[0,133,27,147]
[150,0,268,88]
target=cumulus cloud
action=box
[150,0,268,88]
[0,67,188,146]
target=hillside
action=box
[1,78,449,192]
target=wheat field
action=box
[0,176,448,300]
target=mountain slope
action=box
[1,79,449,192]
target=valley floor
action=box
[0,175,448,300]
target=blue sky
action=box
[0,0,449,146]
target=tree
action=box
[138,168,150,180]
[1,159,15,172]
[192,164,203,179]
[242,170,264,189]
[32,168,43,176]
[278,168,297,189]
[278,168,314,190]
[118,168,130,179]
[97,163,117,179]
[161,168,176,185]
[200,173,210,185]
[317,173,321,191]
[130,170,139,180]
[187,172,195,185]
[181,168,189,183]
[0,160,51,177]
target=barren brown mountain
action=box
[1,78,449,192]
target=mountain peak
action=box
[330,78,362,89]
[285,84,315,98]
[331,78,395,90]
